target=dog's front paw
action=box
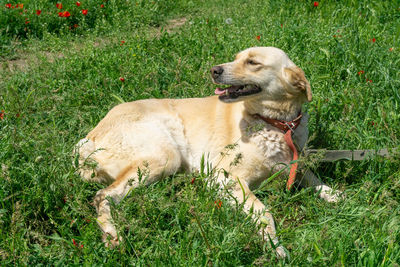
[317,185,344,203]
[275,245,287,259]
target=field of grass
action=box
[1,0,399,265]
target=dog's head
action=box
[211,47,312,103]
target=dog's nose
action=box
[211,66,224,79]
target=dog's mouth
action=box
[214,84,262,102]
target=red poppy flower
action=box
[119,77,125,82]
[333,35,337,38]
[82,9,88,15]
[371,38,376,43]
[367,79,372,83]
[73,24,79,28]
[5,3,11,8]
[280,24,283,28]
[36,10,41,15]
[25,20,29,24]
[100,4,104,8]
[120,40,125,45]
[357,70,365,75]
[256,35,261,40]
[191,178,195,184]
[56,3,62,9]
[214,200,222,209]
[17,3,23,8]
[72,239,77,247]
[313,1,319,7]
[58,11,70,17]
[76,1,81,7]
[389,47,393,52]
[0,110,4,120]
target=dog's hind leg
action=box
[93,149,182,247]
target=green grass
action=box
[1,0,400,265]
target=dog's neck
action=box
[243,98,303,121]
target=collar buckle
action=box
[284,122,296,132]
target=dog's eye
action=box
[247,59,259,65]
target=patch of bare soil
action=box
[0,58,29,72]
[0,17,187,72]
[152,17,187,37]
[165,17,187,32]
[0,51,66,72]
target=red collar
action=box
[253,113,303,190]
[253,113,303,134]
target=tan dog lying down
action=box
[76,47,340,258]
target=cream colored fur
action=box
[75,47,339,258]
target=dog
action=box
[75,47,340,258]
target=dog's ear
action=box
[283,66,312,102]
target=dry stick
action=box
[189,207,212,252]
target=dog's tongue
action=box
[215,87,226,95]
